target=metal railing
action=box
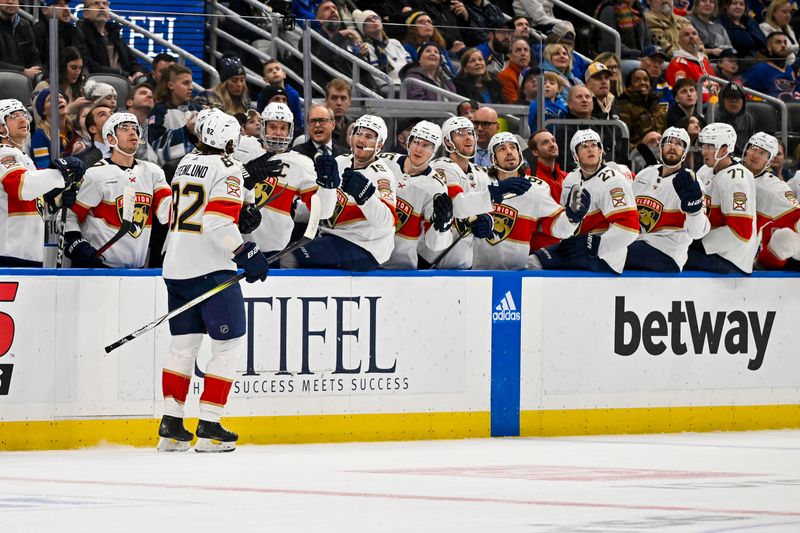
[696,74,788,148]
[542,118,631,168]
[307,29,391,99]
[552,0,621,61]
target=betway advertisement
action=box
[520,276,800,411]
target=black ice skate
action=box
[194,420,238,453]
[157,415,194,452]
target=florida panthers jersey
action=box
[324,154,397,264]
[0,144,65,263]
[633,165,710,269]
[753,170,800,268]
[162,151,245,280]
[787,172,800,199]
[423,157,493,268]
[473,175,577,270]
[234,136,335,253]
[66,159,171,268]
[697,162,758,273]
[561,164,640,273]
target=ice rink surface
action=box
[1,430,799,532]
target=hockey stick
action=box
[95,187,136,258]
[636,143,659,167]
[428,215,479,269]
[55,180,82,269]
[105,194,322,354]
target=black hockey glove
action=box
[314,152,341,189]
[430,193,453,232]
[233,241,269,283]
[50,156,86,185]
[65,232,105,268]
[238,203,262,234]
[561,233,601,260]
[672,169,704,214]
[564,186,591,224]
[42,183,78,213]
[469,214,494,239]
[243,153,283,190]
[341,168,375,205]
[488,177,531,203]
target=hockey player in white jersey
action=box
[625,127,710,272]
[685,123,758,274]
[740,132,800,270]
[158,112,270,453]
[287,114,397,270]
[473,132,590,270]
[424,116,494,269]
[531,129,638,273]
[381,120,453,269]
[0,98,84,266]
[233,103,337,259]
[64,112,172,268]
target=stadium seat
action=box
[745,101,779,134]
[0,70,33,107]
[785,102,800,155]
[85,73,131,105]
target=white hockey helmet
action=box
[352,114,387,147]
[698,122,737,162]
[660,126,690,165]
[194,107,222,138]
[0,98,30,137]
[744,132,779,170]
[441,116,475,155]
[202,111,241,152]
[570,128,603,165]
[260,102,294,153]
[488,131,522,166]
[408,120,442,155]
[102,112,142,155]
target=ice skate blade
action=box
[194,438,236,453]
[157,437,191,452]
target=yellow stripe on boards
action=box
[0,412,490,451]
[520,404,800,437]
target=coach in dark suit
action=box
[293,104,348,158]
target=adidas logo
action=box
[492,291,521,321]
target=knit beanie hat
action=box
[219,55,245,83]
[34,89,66,120]
[352,9,379,36]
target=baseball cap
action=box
[549,20,575,41]
[262,85,288,103]
[584,62,611,82]
[643,45,667,59]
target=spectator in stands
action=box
[464,0,510,46]
[715,47,744,83]
[34,46,90,117]
[760,0,799,64]
[202,55,250,116]
[33,0,85,66]
[0,0,41,79]
[292,0,323,22]
[353,9,411,85]
[145,53,175,89]
[476,19,514,77]
[30,89,72,168]
[125,84,157,163]
[258,59,303,134]
[260,86,288,107]
[293,104,347,158]
[743,31,799,98]
[512,15,532,43]
[527,71,568,132]
[527,128,567,251]
[148,63,200,166]
[585,62,619,121]
[689,0,735,57]
[647,0,694,56]
[718,0,767,57]
[518,66,541,104]
[595,0,652,59]
[716,81,754,152]
[472,105,499,167]
[593,52,624,96]
[405,0,473,51]
[455,48,505,104]
[513,0,565,32]
[238,109,259,138]
[541,43,580,97]
[325,78,353,147]
[618,67,668,146]
[79,0,144,82]
[402,11,449,66]
[666,24,718,101]
[400,42,457,101]
[75,104,111,167]
[457,99,480,119]
[498,38,531,104]
[84,80,118,111]
[387,117,418,154]
[667,77,704,126]
[553,85,594,170]
[771,142,793,180]
[640,45,674,110]
[629,130,663,172]
[538,21,590,82]
[676,114,704,169]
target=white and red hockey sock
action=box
[199,336,244,423]
[162,333,203,418]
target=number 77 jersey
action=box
[162,151,245,280]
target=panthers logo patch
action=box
[253,176,279,208]
[395,197,412,232]
[454,217,470,235]
[117,192,152,238]
[786,191,798,207]
[636,196,663,233]
[732,191,748,211]
[325,189,349,228]
[487,204,517,245]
